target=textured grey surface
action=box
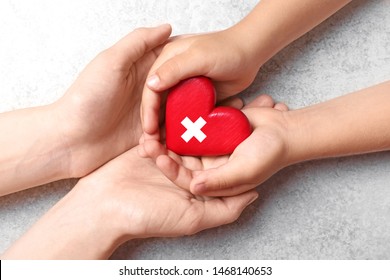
[1,0,390,259]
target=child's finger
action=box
[189,190,259,234]
[195,183,258,197]
[274,102,289,111]
[190,155,259,195]
[243,94,275,109]
[218,97,244,109]
[146,50,209,92]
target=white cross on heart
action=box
[181,116,207,143]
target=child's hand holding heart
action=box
[140,29,262,142]
[142,79,290,197]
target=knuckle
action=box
[157,59,181,81]
[214,174,230,190]
[167,58,181,73]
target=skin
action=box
[143,94,290,196]
[2,0,383,259]
[144,81,390,197]
[1,25,260,259]
[2,145,258,259]
[139,0,390,199]
[141,0,352,141]
[0,24,172,196]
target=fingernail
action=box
[147,74,160,89]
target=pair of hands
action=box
[6,24,292,259]
[37,24,288,249]
[137,0,356,197]
[54,21,291,198]
[4,25,266,259]
[140,26,290,197]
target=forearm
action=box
[0,104,70,196]
[287,81,390,163]
[1,180,124,259]
[231,0,351,66]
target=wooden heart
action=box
[165,76,251,156]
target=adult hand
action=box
[55,24,172,177]
[2,145,258,259]
[0,25,172,195]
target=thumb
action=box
[111,24,172,68]
[146,50,210,92]
[188,190,259,235]
[190,156,259,196]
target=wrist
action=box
[284,81,390,165]
[226,24,267,70]
[75,177,144,242]
[43,102,74,179]
[0,104,72,195]
[5,178,127,259]
[284,99,357,165]
[283,109,313,166]
[50,98,99,179]
[228,9,284,68]
[230,0,352,69]
[64,179,129,258]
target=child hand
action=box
[143,94,290,197]
[141,28,262,141]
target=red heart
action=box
[165,76,251,156]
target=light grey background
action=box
[1,0,390,259]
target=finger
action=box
[190,155,259,195]
[142,49,209,135]
[142,140,168,160]
[274,102,289,111]
[218,97,244,110]
[167,32,211,43]
[146,50,210,92]
[195,183,257,197]
[140,31,196,58]
[141,73,168,137]
[243,94,275,109]
[156,155,193,190]
[137,138,148,158]
[142,139,185,164]
[141,80,163,136]
[189,190,258,234]
[110,24,172,68]
[140,100,161,142]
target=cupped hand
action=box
[143,94,290,197]
[75,145,258,241]
[53,25,172,178]
[141,28,262,141]
[2,141,258,259]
